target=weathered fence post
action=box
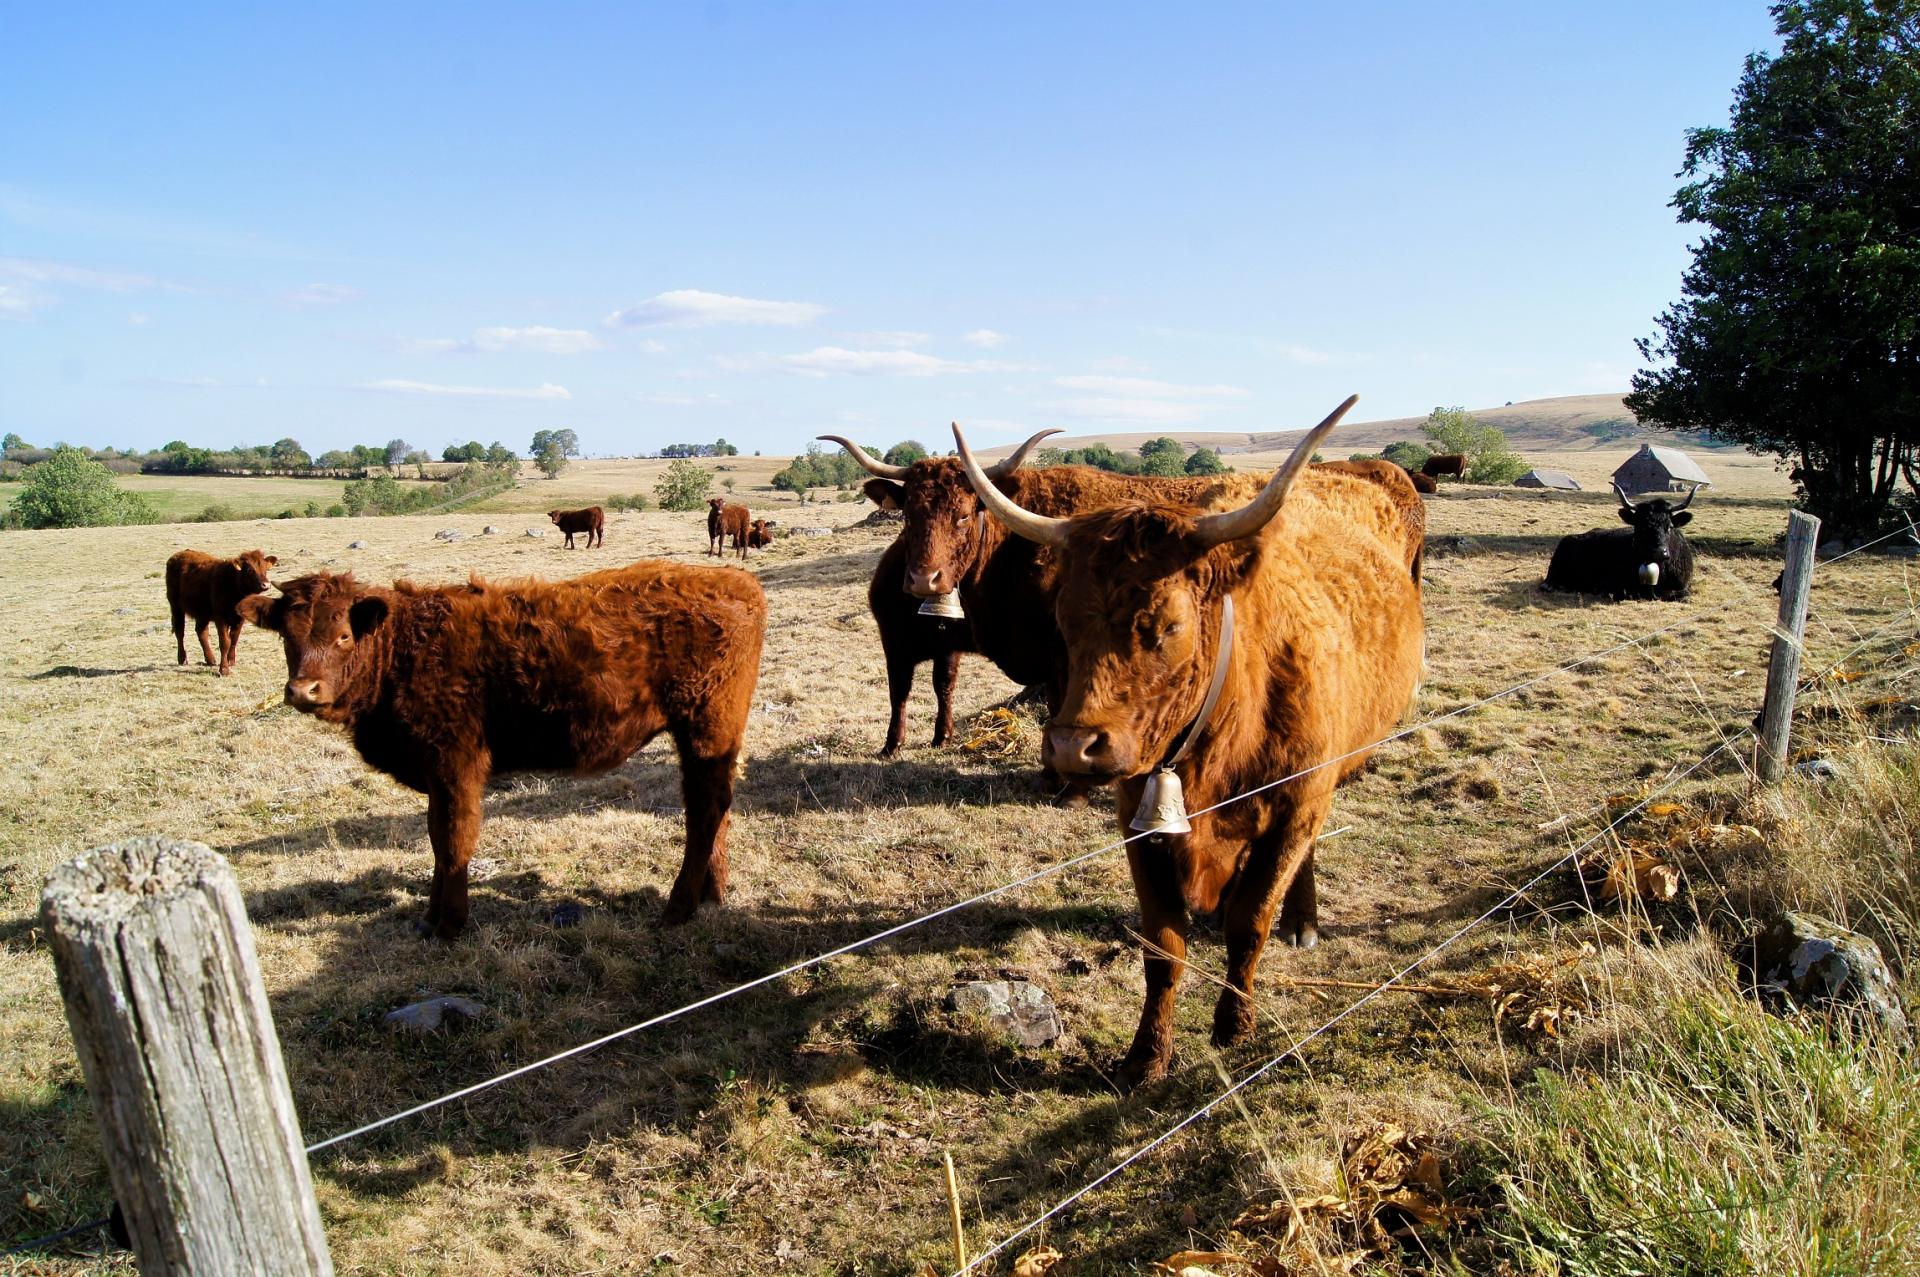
[1757,509,1822,782]
[40,837,333,1275]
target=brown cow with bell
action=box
[953,396,1424,1089]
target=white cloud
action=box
[1048,397,1216,424]
[722,346,1019,378]
[1055,374,1249,399]
[962,328,1010,348]
[0,284,33,319]
[402,325,603,356]
[844,329,932,348]
[281,282,362,308]
[359,379,572,401]
[604,289,825,329]
[0,256,175,292]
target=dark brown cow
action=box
[870,535,973,754]
[548,505,604,548]
[238,563,766,937]
[1311,459,1427,580]
[708,499,752,557]
[1421,453,1466,480]
[744,518,775,551]
[1407,470,1439,494]
[954,397,1424,1088]
[820,431,1221,791]
[165,548,277,676]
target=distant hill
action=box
[972,394,1734,460]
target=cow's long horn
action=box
[984,427,1064,479]
[817,435,908,480]
[1672,484,1697,513]
[952,423,1070,547]
[1191,395,1359,548]
[1611,480,1636,511]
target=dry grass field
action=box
[2,463,1916,1274]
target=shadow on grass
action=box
[27,664,168,679]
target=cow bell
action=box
[1638,562,1661,588]
[918,590,966,620]
[1129,767,1192,836]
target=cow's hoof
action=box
[176,653,187,666]
[1211,998,1256,1048]
[1280,921,1320,949]
[877,744,901,760]
[1112,1052,1170,1093]
[661,899,699,926]
[413,917,463,942]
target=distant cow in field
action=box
[744,519,775,551]
[239,563,767,936]
[1407,470,1438,494]
[165,548,277,676]
[708,499,753,556]
[953,397,1424,1088]
[1544,484,1696,601]
[1421,453,1467,480]
[548,506,604,549]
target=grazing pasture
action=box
[3,468,1915,1273]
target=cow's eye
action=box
[335,634,351,647]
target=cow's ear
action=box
[1671,511,1692,527]
[349,596,389,639]
[265,555,278,565]
[236,593,284,631]
[863,479,904,511]
[1618,508,1637,525]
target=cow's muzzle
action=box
[1044,724,1132,779]
[284,680,329,712]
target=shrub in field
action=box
[1422,408,1526,484]
[326,504,346,517]
[606,492,650,512]
[193,503,241,523]
[1184,446,1230,475]
[654,458,713,511]
[1381,439,1433,472]
[9,446,158,529]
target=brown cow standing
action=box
[238,563,766,936]
[707,499,754,557]
[869,534,973,754]
[165,548,278,676]
[954,397,1424,1088]
[548,506,604,548]
[1421,453,1466,481]
[822,431,1222,792]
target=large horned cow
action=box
[820,431,1222,785]
[954,397,1425,1088]
[1543,484,1696,601]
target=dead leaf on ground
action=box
[961,707,1029,757]
[1012,1246,1064,1277]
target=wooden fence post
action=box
[40,837,333,1275]
[1757,509,1822,782]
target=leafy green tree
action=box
[486,441,517,465]
[443,440,486,462]
[1422,406,1526,484]
[316,449,358,469]
[384,439,411,467]
[1137,437,1188,477]
[535,441,568,479]
[1184,447,1229,475]
[11,447,158,528]
[712,438,738,456]
[883,440,929,467]
[1625,0,1920,533]
[1380,440,1433,472]
[655,457,714,510]
[269,437,311,468]
[1,433,25,456]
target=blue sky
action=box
[0,2,1779,458]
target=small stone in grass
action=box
[348,540,368,549]
[946,979,1063,1047]
[385,995,488,1033]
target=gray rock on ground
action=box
[348,540,368,550]
[946,979,1063,1047]
[434,529,462,541]
[526,528,546,538]
[1752,910,1909,1038]
[385,995,488,1033]
[483,525,501,535]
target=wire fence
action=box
[9,516,1919,1262]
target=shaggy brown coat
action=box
[958,425,1424,1089]
[1309,459,1427,580]
[165,548,277,675]
[548,506,604,549]
[1407,469,1439,494]
[238,563,766,937]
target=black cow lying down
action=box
[1544,484,1696,601]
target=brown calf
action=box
[1408,470,1438,494]
[548,506,604,548]
[707,500,753,557]
[743,518,775,551]
[239,563,767,937]
[165,548,277,676]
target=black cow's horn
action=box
[952,424,1071,546]
[817,435,908,480]
[1672,484,1697,513]
[1611,480,1636,511]
[1190,395,1359,549]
